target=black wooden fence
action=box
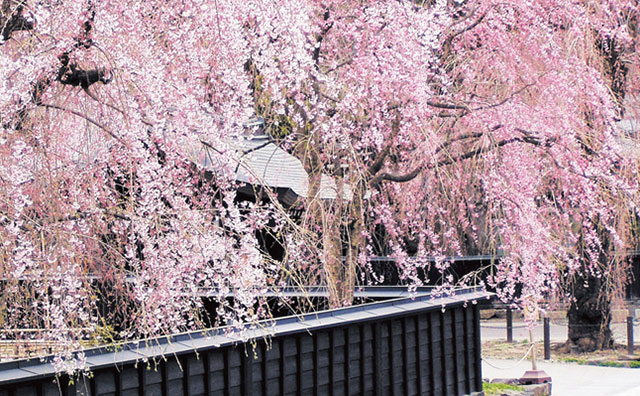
[626,252,640,299]
[0,287,488,396]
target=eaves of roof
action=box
[0,286,489,385]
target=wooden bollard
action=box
[628,316,634,355]
[543,317,550,360]
[507,307,513,343]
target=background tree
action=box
[253,0,640,348]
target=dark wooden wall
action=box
[626,254,640,300]
[0,303,483,396]
[364,257,495,289]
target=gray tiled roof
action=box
[199,134,351,205]
[616,120,640,159]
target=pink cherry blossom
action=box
[1,0,638,371]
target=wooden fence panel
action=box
[0,289,488,396]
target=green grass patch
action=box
[483,382,525,395]
[559,357,587,364]
[559,357,640,368]
[598,361,625,367]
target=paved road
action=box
[482,358,640,396]
[481,318,640,344]
[481,319,640,395]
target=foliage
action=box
[560,357,640,368]
[0,0,639,372]
[483,382,525,395]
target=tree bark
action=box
[321,201,347,307]
[567,271,613,352]
[296,132,364,308]
[318,174,363,307]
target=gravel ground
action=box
[482,340,640,367]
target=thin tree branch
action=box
[426,100,470,111]
[433,131,486,155]
[427,81,537,114]
[40,103,123,143]
[312,10,333,68]
[371,127,552,185]
[440,8,488,65]
[367,110,401,176]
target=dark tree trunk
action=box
[567,271,613,352]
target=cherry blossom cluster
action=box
[0,0,638,371]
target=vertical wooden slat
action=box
[473,304,483,393]
[373,322,383,396]
[89,373,97,396]
[329,329,335,396]
[314,333,320,396]
[414,316,424,396]
[451,308,460,396]
[243,346,254,396]
[428,312,437,396]
[65,375,72,396]
[261,343,268,396]
[280,339,286,396]
[67,376,76,396]
[181,356,190,396]
[159,360,168,396]
[114,367,122,396]
[359,324,366,396]
[344,327,350,396]
[463,307,471,395]
[440,311,449,396]
[203,351,211,396]
[402,317,409,396]
[389,321,398,396]
[137,361,144,396]
[223,349,230,396]
[297,336,304,396]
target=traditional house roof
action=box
[199,132,351,206]
[616,119,640,160]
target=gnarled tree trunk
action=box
[567,271,613,352]
[318,175,364,307]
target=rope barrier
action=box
[480,324,528,329]
[482,343,535,370]
[547,320,640,327]
[481,321,638,328]
[481,318,640,327]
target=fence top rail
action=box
[201,285,441,298]
[0,286,490,385]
